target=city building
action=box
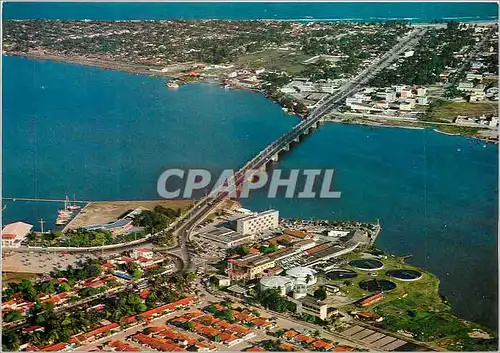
[235,210,279,235]
[2,221,33,248]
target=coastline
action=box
[4,51,497,143]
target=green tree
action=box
[314,287,327,301]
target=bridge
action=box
[168,27,428,271]
[4,27,427,271]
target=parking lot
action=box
[2,251,101,274]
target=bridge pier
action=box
[283,144,290,152]
[294,136,300,143]
[271,154,279,162]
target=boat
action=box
[55,196,79,226]
[165,81,180,88]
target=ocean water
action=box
[2,55,498,329]
[2,55,300,225]
[3,1,498,22]
[242,124,498,329]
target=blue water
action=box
[2,55,498,329]
[242,124,498,329]
[3,2,498,22]
[2,55,299,225]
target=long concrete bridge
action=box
[169,27,428,271]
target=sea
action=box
[2,2,499,329]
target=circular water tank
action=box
[286,266,317,286]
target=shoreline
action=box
[5,51,497,143]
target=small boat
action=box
[165,81,180,88]
[55,218,69,226]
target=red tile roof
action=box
[294,334,315,344]
[284,330,299,338]
[41,342,67,351]
[134,333,186,351]
[310,340,334,350]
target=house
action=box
[416,87,427,97]
[309,339,334,351]
[458,81,474,91]
[22,325,45,334]
[2,222,33,248]
[132,248,154,260]
[41,342,69,351]
[416,96,429,105]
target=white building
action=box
[2,222,33,248]
[327,230,350,238]
[417,87,427,97]
[296,295,329,320]
[385,92,397,102]
[458,81,474,91]
[236,210,279,235]
[132,248,154,260]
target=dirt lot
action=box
[65,200,193,230]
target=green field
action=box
[236,49,309,75]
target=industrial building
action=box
[196,227,255,249]
[295,295,329,321]
[227,254,276,280]
[259,266,316,300]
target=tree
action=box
[314,287,328,301]
[2,331,21,351]
[186,321,195,331]
[57,282,71,292]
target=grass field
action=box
[236,49,309,75]
[429,101,498,122]
[2,272,38,287]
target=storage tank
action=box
[286,266,317,286]
[259,276,293,296]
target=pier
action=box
[2,197,90,204]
